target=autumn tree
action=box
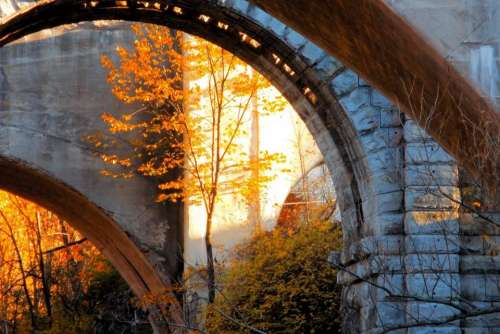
[0,191,151,333]
[92,24,287,304]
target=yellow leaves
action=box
[101,113,141,134]
[206,219,342,333]
[100,154,132,168]
[95,23,292,220]
[100,54,113,70]
[156,193,169,203]
[0,191,106,326]
[122,113,133,122]
[135,287,183,310]
[156,180,184,203]
[158,180,183,191]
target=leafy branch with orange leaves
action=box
[88,23,288,312]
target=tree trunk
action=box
[205,215,216,304]
[295,125,311,224]
[35,212,52,323]
[248,73,261,229]
[0,211,37,331]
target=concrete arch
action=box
[1,0,498,187]
[0,155,173,314]
[0,155,185,331]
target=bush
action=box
[206,220,342,333]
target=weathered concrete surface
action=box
[0,22,184,288]
[386,0,500,107]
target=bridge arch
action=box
[0,155,176,316]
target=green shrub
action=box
[206,220,342,333]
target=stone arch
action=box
[0,0,410,331]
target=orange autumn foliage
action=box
[90,23,290,305]
[0,191,152,333]
[89,24,288,207]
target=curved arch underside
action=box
[251,0,499,187]
[0,156,166,298]
[0,156,185,328]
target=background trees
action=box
[0,191,151,334]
